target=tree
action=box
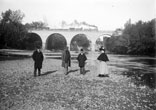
[25,21,49,30]
[96,38,103,48]
[0,9,27,49]
[1,9,24,24]
[106,19,155,56]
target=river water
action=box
[87,52,156,89]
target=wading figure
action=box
[32,46,44,77]
[62,47,71,75]
[97,46,109,77]
[77,48,87,74]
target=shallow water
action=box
[103,54,156,89]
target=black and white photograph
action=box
[0,0,155,109]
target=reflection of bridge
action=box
[31,30,113,49]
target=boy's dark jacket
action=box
[32,50,44,69]
[77,53,87,67]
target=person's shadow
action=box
[66,69,90,75]
[67,69,79,75]
[85,70,90,73]
[98,74,109,77]
[41,70,57,76]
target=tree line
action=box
[0,9,48,50]
[25,21,49,30]
[104,19,155,56]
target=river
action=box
[86,52,156,89]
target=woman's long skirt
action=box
[99,61,108,75]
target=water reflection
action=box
[130,58,156,67]
[122,70,155,89]
[109,54,156,89]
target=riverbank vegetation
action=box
[105,19,155,56]
[0,9,43,50]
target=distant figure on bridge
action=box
[32,45,44,77]
[97,46,109,77]
[77,48,87,75]
[62,46,71,75]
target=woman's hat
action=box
[99,46,105,51]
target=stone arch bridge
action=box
[31,30,113,50]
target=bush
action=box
[46,33,67,50]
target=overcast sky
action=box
[0,0,155,30]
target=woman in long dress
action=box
[97,47,109,77]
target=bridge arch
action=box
[70,33,90,51]
[24,32,42,50]
[95,34,111,50]
[46,33,67,50]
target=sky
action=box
[0,0,155,30]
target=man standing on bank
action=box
[32,45,44,77]
[62,46,71,75]
[97,46,109,77]
[77,48,87,75]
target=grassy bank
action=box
[0,57,155,110]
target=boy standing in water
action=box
[32,45,44,77]
[77,49,87,74]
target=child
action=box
[32,46,44,77]
[77,48,87,74]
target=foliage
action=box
[46,33,67,50]
[0,9,27,49]
[105,19,156,56]
[25,21,49,30]
[70,34,90,51]
[96,38,103,48]
[1,9,25,24]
